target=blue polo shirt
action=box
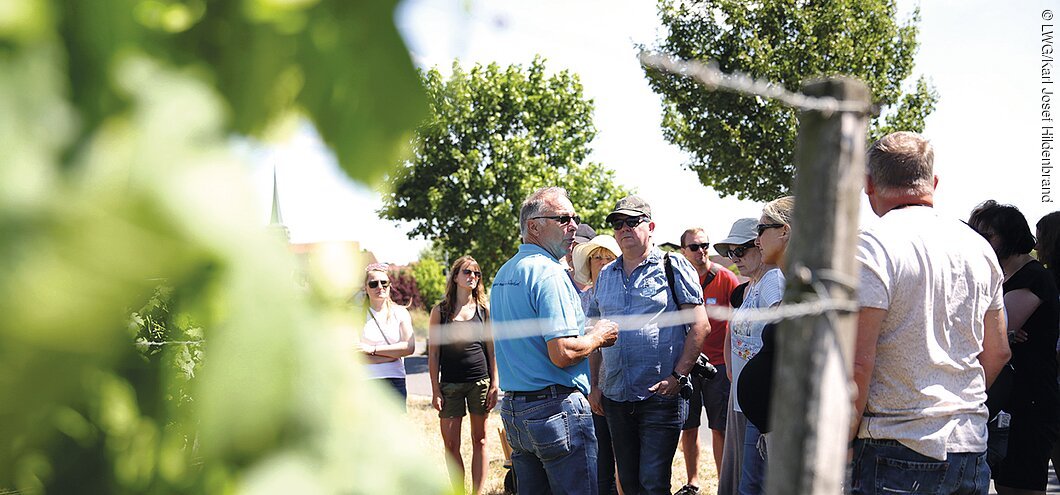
[589,247,703,402]
[491,244,590,394]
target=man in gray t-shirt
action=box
[850,132,1011,495]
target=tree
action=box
[382,58,630,279]
[644,0,938,201]
[410,253,447,309]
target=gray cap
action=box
[713,218,759,255]
[573,224,597,244]
[605,195,652,223]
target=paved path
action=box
[404,352,1060,493]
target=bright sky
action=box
[250,0,1056,265]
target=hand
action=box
[432,393,444,412]
[358,343,374,355]
[1011,328,1029,343]
[588,387,605,416]
[485,386,499,411]
[590,319,619,348]
[648,375,679,397]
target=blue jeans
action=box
[500,389,598,495]
[603,395,687,495]
[739,420,766,495]
[850,439,991,495]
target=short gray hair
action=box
[520,187,569,238]
[867,131,935,196]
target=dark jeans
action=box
[603,395,687,495]
[500,389,599,495]
[850,439,990,495]
[377,377,407,412]
[594,413,619,494]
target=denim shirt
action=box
[588,247,703,402]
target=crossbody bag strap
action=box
[663,253,690,336]
[367,309,395,345]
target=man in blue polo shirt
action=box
[492,186,619,495]
[588,195,710,495]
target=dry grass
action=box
[406,396,719,494]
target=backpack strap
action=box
[702,262,719,288]
[663,252,678,304]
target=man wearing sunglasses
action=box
[586,195,711,495]
[850,132,1011,494]
[674,228,740,495]
[491,186,620,495]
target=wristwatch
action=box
[670,370,690,386]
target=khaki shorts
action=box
[439,377,491,418]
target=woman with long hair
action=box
[1036,211,1060,484]
[971,202,1060,495]
[427,255,498,495]
[733,196,794,495]
[360,263,416,411]
[712,216,778,495]
[573,235,623,495]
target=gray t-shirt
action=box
[856,206,1004,460]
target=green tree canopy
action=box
[644,0,938,201]
[382,58,630,279]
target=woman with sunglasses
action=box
[712,217,777,495]
[427,255,498,495]
[970,202,1059,495]
[361,263,417,411]
[733,196,794,495]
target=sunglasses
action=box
[684,242,710,252]
[367,280,390,289]
[461,268,482,278]
[725,244,755,260]
[532,214,580,225]
[610,216,648,230]
[756,223,785,236]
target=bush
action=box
[410,257,446,309]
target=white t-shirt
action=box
[362,304,411,379]
[856,206,1004,460]
[729,268,785,413]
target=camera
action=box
[690,353,718,380]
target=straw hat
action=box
[572,235,620,286]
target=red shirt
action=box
[700,262,740,365]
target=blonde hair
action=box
[762,196,795,226]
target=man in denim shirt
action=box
[493,186,619,495]
[587,195,711,495]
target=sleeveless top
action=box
[362,305,409,379]
[1003,260,1060,421]
[438,305,490,383]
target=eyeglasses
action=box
[684,242,710,252]
[756,223,785,236]
[461,268,482,278]
[610,216,648,230]
[367,280,390,289]
[532,214,580,225]
[725,244,755,260]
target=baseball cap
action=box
[605,195,652,223]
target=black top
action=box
[738,323,777,433]
[1003,260,1060,421]
[439,306,490,383]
